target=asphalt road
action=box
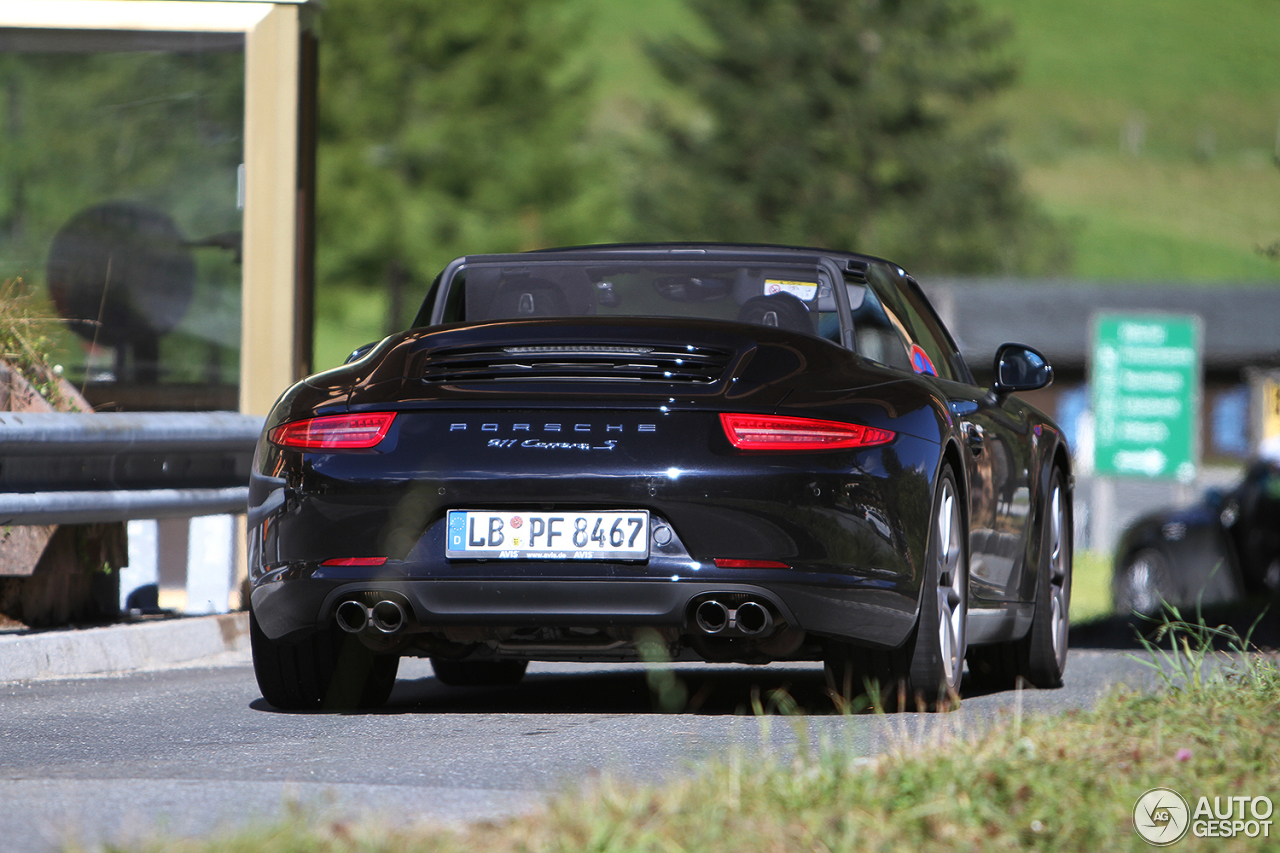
[0,648,1160,853]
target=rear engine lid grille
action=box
[418,343,733,385]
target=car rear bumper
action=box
[249,562,918,657]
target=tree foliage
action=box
[315,0,617,327]
[632,0,1066,274]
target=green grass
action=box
[1071,550,1113,623]
[973,0,1280,281]
[106,624,1279,852]
[1025,153,1280,281]
[312,286,390,372]
[976,0,1280,151]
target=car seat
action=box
[484,275,571,319]
[736,293,813,335]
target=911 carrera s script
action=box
[487,438,618,451]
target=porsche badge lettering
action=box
[449,423,657,433]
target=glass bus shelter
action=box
[0,0,317,416]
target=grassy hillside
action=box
[579,0,1280,283]
[974,0,1280,281]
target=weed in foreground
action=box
[522,659,1280,852]
[1131,601,1273,692]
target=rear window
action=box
[436,258,844,342]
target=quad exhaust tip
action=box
[370,599,407,634]
[335,598,409,634]
[694,600,731,634]
[335,600,369,633]
[734,600,773,636]
[693,598,775,637]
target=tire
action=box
[968,467,1071,689]
[250,608,399,711]
[1111,548,1172,617]
[825,465,967,710]
[430,658,528,687]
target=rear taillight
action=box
[269,413,396,450]
[719,413,894,451]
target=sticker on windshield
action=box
[910,344,938,377]
[764,279,818,301]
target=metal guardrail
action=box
[0,411,264,525]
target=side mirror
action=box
[992,343,1053,395]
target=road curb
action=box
[0,612,249,682]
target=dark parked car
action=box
[1113,457,1280,616]
[247,244,1073,710]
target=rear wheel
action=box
[430,658,529,687]
[250,609,399,711]
[825,465,967,710]
[1112,547,1170,617]
[968,467,1071,689]
[906,466,968,704]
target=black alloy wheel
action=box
[1112,547,1171,617]
[905,464,969,704]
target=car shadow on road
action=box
[1069,596,1279,652]
[380,667,845,716]
[245,664,1018,716]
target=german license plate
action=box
[446,510,650,560]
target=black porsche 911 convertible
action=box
[247,244,1073,710]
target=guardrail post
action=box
[157,518,190,613]
[187,515,236,614]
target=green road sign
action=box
[1091,313,1200,481]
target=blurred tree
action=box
[316,0,616,331]
[633,0,1067,274]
